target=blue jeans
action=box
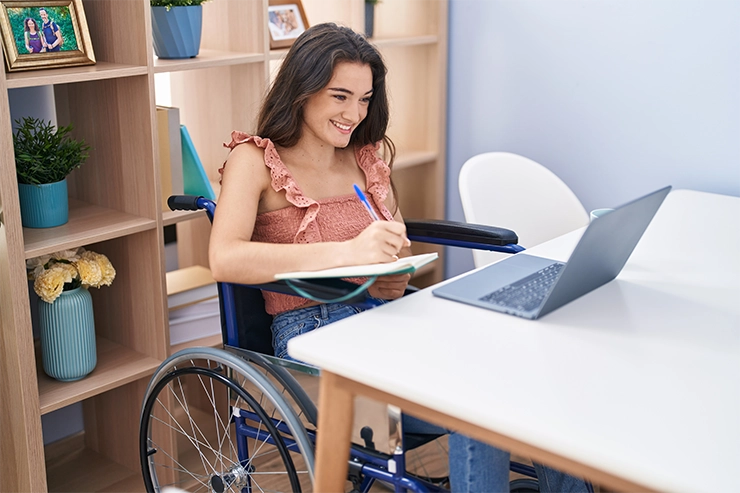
[272,302,588,493]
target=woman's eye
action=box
[333,95,346,101]
[360,97,372,104]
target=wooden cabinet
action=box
[0,0,447,490]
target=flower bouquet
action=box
[27,247,115,381]
[27,247,115,303]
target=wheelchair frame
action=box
[140,195,553,493]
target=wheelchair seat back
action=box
[218,282,275,355]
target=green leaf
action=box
[13,117,91,185]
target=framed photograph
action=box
[0,0,95,72]
[268,0,309,50]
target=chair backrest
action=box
[218,282,275,355]
[459,152,589,267]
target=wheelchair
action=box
[139,195,563,493]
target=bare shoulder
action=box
[222,141,271,188]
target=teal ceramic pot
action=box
[18,179,69,228]
[38,287,97,382]
[151,5,203,59]
[365,2,375,38]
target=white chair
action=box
[459,152,589,267]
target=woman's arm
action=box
[209,144,409,285]
[25,32,32,52]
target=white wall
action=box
[446,0,740,276]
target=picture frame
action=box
[0,0,95,72]
[268,0,309,50]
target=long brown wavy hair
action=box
[257,23,398,211]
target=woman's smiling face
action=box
[301,61,373,148]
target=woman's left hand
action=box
[367,273,411,300]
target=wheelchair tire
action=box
[510,478,540,492]
[140,347,314,492]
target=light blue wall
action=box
[446,0,740,277]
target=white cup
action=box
[590,208,614,221]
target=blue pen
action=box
[353,184,380,221]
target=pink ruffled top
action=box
[220,131,394,315]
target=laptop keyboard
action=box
[479,262,565,312]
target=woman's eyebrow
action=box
[327,87,374,96]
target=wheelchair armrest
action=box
[405,219,524,253]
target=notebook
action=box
[275,252,438,280]
[433,186,671,319]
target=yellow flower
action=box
[75,257,103,288]
[28,247,115,302]
[78,251,115,287]
[34,266,68,303]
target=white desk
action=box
[288,190,740,493]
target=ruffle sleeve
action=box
[220,131,321,243]
[355,142,394,221]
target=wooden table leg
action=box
[315,371,355,492]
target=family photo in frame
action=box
[268,0,309,49]
[0,0,95,72]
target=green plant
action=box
[150,0,210,8]
[13,117,90,185]
[365,0,381,4]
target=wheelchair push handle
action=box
[168,195,217,221]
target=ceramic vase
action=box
[151,5,203,59]
[17,178,69,228]
[365,2,375,38]
[39,286,97,382]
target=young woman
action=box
[209,22,587,493]
[24,18,44,53]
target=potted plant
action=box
[27,247,116,381]
[14,117,90,228]
[150,0,211,59]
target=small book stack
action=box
[166,265,221,346]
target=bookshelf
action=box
[0,0,447,491]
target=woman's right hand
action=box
[345,221,410,265]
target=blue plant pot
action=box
[17,179,69,228]
[365,2,375,38]
[151,5,203,59]
[39,287,97,382]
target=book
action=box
[274,252,438,280]
[155,108,173,211]
[169,297,222,346]
[156,106,184,203]
[166,265,218,311]
[181,124,216,200]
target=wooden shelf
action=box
[37,337,160,415]
[171,333,223,354]
[162,208,206,227]
[371,34,439,48]
[23,199,156,259]
[394,150,438,170]
[46,445,142,493]
[153,49,264,73]
[4,62,147,89]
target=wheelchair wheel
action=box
[140,347,314,492]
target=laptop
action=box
[433,186,672,319]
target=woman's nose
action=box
[343,103,362,122]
